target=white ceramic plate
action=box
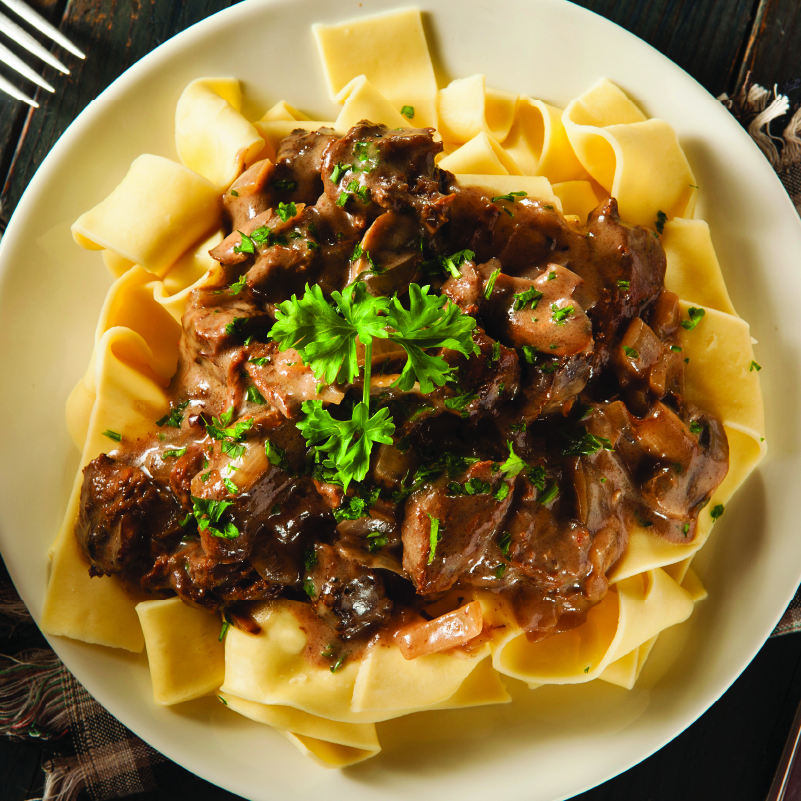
[0,0,798,798]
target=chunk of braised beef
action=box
[224,159,275,231]
[402,460,513,594]
[250,477,334,587]
[244,341,345,418]
[349,211,423,297]
[439,328,520,420]
[322,122,454,234]
[273,128,338,206]
[182,286,273,360]
[306,543,393,639]
[77,454,184,578]
[169,443,206,510]
[142,540,284,612]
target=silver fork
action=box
[0,0,84,108]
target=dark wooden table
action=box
[2,0,800,799]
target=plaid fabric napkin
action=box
[0,81,799,801]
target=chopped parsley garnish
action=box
[500,441,527,477]
[528,465,546,491]
[188,496,239,539]
[234,230,256,255]
[163,447,187,458]
[710,503,725,520]
[750,360,762,372]
[494,482,510,501]
[249,356,270,367]
[617,279,630,290]
[304,578,316,598]
[551,303,574,325]
[219,617,230,641]
[484,267,501,299]
[206,407,253,447]
[513,287,543,311]
[422,248,475,279]
[547,269,556,279]
[492,191,527,203]
[222,476,239,495]
[448,477,492,496]
[444,392,477,415]
[670,345,682,353]
[561,426,613,456]
[623,346,639,359]
[246,385,266,405]
[689,421,704,436]
[498,531,512,557]
[495,564,506,579]
[273,179,297,192]
[427,515,442,563]
[224,317,247,337]
[227,275,248,296]
[681,307,705,331]
[276,201,297,222]
[655,210,668,234]
[156,400,189,428]
[682,522,690,537]
[521,345,536,365]
[265,440,289,471]
[333,487,380,523]
[401,105,415,119]
[304,546,318,570]
[539,482,559,505]
[330,654,346,673]
[330,163,351,183]
[102,429,122,442]
[230,189,239,197]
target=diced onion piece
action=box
[397,601,483,660]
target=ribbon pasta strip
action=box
[43,7,765,767]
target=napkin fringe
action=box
[0,649,69,740]
[38,756,87,801]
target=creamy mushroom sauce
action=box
[75,122,728,665]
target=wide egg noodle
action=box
[334,75,408,132]
[42,326,173,652]
[221,601,504,724]
[136,598,225,705]
[313,8,438,128]
[219,692,380,767]
[662,219,737,315]
[65,266,181,452]
[262,100,310,122]
[454,174,561,210]
[437,74,518,145]
[552,180,606,220]
[175,78,264,190]
[563,79,697,226]
[502,97,589,183]
[439,132,522,176]
[487,568,694,686]
[71,154,222,278]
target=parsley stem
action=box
[362,338,372,407]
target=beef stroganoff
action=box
[41,8,765,767]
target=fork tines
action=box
[0,0,85,108]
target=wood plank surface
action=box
[2,0,801,799]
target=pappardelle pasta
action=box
[42,7,764,768]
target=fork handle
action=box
[767,696,801,801]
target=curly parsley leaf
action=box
[189,496,239,539]
[500,441,527,477]
[297,400,394,490]
[271,282,390,384]
[386,284,479,393]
